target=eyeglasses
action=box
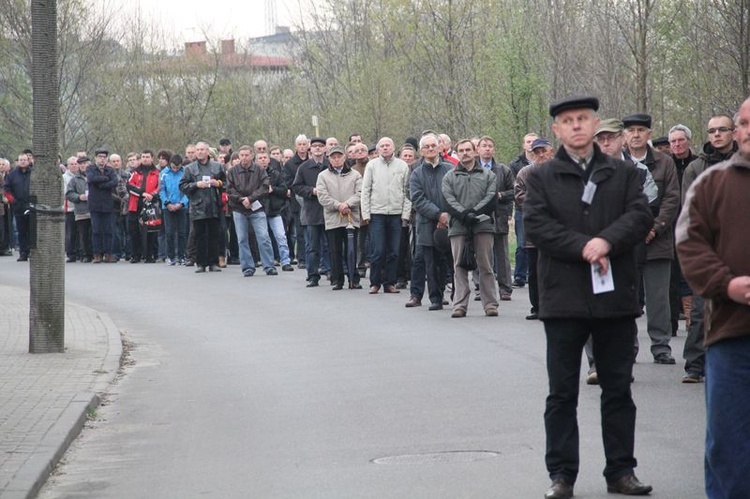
[707,126,734,134]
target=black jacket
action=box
[524,145,653,319]
[488,160,514,234]
[292,157,328,225]
[283,153,307,215]
[180,159,226,220]
[86,165,119,213]
[265,163,288,218]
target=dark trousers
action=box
[227,214,239,259]
[513,208,528,283]
[186,220,196,260]
[76,218,93,259]
[90,211,114,255]
[410,244,450,305]
[544,317,638,483]
[326,227,359,286]
[304,224,325,282]
[1,208,12,252]
[193,217,219,268]
[396,225,411,283]
[127,212,156,261]
[163,209,188,260]
[65,212,79,258]
[286,213,303,262]
[528,247,539,313]
[369,214,402,287]
[13,210,30,255]
[683,293,706,375]
[113,213,129,258]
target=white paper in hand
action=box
[591,259,615,294]
[250,200,263,211]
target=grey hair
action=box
[295,134,309,145]
[668,124,692,140]
[419,133,440,149]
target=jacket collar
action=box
[554,143,616,182]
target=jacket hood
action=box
[699,141,738,164]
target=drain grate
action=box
[372,450,500,465]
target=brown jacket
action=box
[635,147,680,260]
[226,162,269,215]
[676,152,750,346]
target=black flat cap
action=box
[622,113,652,129]
[652,136,669,147]
[549,95,599,117]
[94,149,108,156]
[77,156,90,164]
[310,137,326,145]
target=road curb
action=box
[3,304,123,499]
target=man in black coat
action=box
[524,96,654,499]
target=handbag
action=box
[139,199,162,231]
[458,233,477,271]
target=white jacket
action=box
[361,155,411,220]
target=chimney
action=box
[185,41,207,57]
[221,39,236,55]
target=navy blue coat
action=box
[86,165,119,213]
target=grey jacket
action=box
[409,158,452,246]
[65,172,90,220]
[441,164,497,237]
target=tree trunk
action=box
[30,0,64,353]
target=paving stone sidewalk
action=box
[0,285,122,499]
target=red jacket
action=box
[127,165,160,213]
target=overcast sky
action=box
[100,0,303,47]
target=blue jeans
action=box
[267,214,291,265]
[304,224,325,282]
[705,336,750,498]
[233,210,275,274]
[163,208,188,260]
[369,214,402,287]
[514,207,528,283]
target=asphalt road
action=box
[2,257,705,498]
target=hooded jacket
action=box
[681,141,738,201]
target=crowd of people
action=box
[2,94,750,498]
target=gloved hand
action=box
[463,212,478,226]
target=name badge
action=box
[582,181,597,205]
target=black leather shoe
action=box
[306,280,319,288]
[429,303,443,311]
[606,473,652,495]
[195,267,206,273]
[545,477,574,499]
[208,265,221,272]
[332,283,343,290]
[526,312,539,320]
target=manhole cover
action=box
[372,451,500,465]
